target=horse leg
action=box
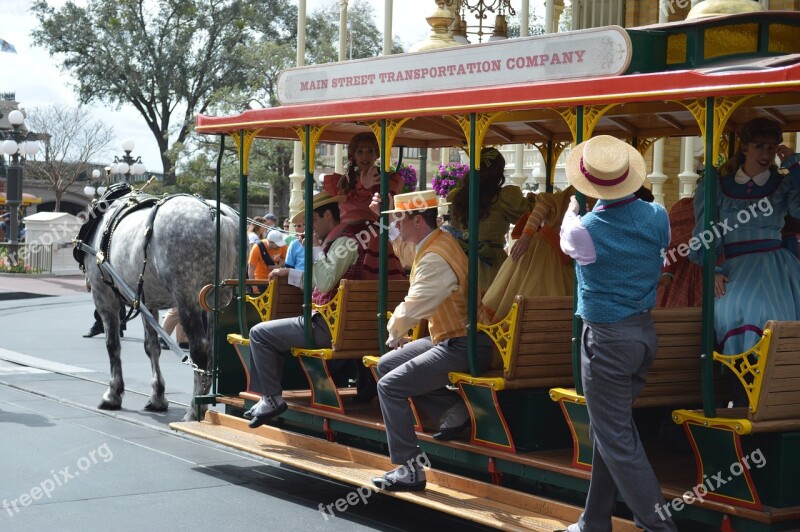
[143,309,169,412]
[98,304,124,410]
[179,305,211,421]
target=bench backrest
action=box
[502,300,713,406]
[329,279,410,355]
[241,276,304,324]
[751,320,800,423]
[635,307,705,407]
[485,296,727,408]
[506,296,575,386]
[271,276,305,320]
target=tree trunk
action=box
[161,154,176,186]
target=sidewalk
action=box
[0,273,88,298]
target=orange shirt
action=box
[248,241,288,280]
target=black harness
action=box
[75,183,170,323]
[72,185,213,377]
[74,182,133,272]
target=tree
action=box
[31,0,295,185]
[193,0,396,213]
[560,1,573,32]
[306,0,394,63]
[507,10,546,38]
[25,106,114,212]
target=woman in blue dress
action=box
[691,118,800,370]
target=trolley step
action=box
[171,411,638,532]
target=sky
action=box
[0,0,538,173]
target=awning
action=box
[0,192,43,205]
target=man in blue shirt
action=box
[284,222,305,271]
[558,136,675,532]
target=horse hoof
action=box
[144,401,169,412]
[98,400,121,411]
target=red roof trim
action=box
[196,62,800,134]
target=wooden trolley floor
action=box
[176,392,800,530]
[172,410,641,531]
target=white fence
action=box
[23,243,53,273]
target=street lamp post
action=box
[1,109,41,257]
[109,139,146,183]
[83,167,110,199]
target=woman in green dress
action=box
[447,148,530,292]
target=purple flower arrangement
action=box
[432,162,470,197]
[390,162,418,193]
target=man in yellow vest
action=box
[369,190,493,492]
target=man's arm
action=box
[560,197,596,266]
[387,252,457,346]
[273,237,358,292]
[311,237,358,292]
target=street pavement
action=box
[0,274,492,532]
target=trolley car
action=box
[173,11,800,531]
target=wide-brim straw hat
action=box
[382,190,448,214]
[566,135,646,201]
[292,191,345,224]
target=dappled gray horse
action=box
[76,190,238,421]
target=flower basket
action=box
[389,162,418,193]
[432,162,470,197]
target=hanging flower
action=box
[389,162,418,193]
[431,162,470,197]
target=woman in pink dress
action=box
[323,132,403,223]
[322,132,405,278]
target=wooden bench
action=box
[448,296,576,452]
[672,320,800,510]
[224,277,304,392]
[549,306,727,469]
[445,300,719,456]
[362,320,429,432]
[290,279,409,413]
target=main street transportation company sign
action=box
[277,27,631,105]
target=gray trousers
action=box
[578,311,677,532]
[249,313,332,396]
[376,334,492,464]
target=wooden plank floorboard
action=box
[172,412,640,532]
[230,389,798,524]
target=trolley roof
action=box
[196,14,800,147]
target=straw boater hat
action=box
[291,191,345,224]
[382,190,448,214]
[565,135,646,201]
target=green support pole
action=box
[212,135,225,395]
[419,147,428,191]
[237,130,249,337]
[701,98,718,418]
[728,131,736,162]
[378,121,389,351]
[466,114,479,377]
[572,108,585,395]
[546,141,554,194]
[303,127,315,347]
